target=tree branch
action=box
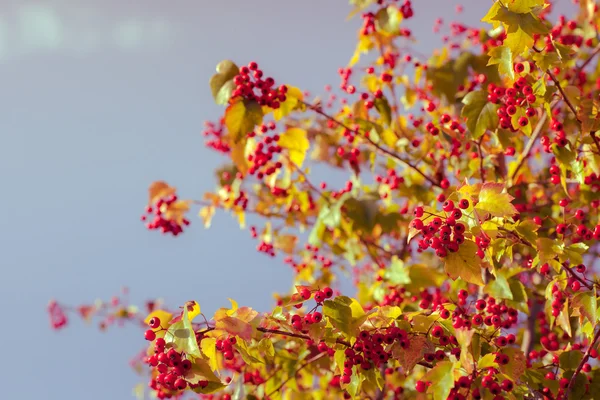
[561,326,600,400]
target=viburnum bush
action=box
[49,1,600,399]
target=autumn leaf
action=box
[425,361,456,400]
[224,98,263,143]
[165,306,202,359]
[484,4,549,56]
[148,181,176,204]
[209,60,239,106]
[444,240,484,286]
[374,5,403,36]
[487,45,515,81]
[277,127,310,168]
[201,337,219,371]
[505,0,546,13]
[273,86,304,121]
[476,182,517,218]
[461,90,500,139]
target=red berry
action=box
[415,380,427,393]
[148,317,161,329]
[145,329,156,341]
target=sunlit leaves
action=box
[224,98,263,143]
[579,99,600,134]
[209,60,239,105]
[273,86,304,121]
[487,45,515,81]
[278,127,310,168]
[476,182,518,218]
[499,347,527,381]
[200,337,218,371]
[444,240,485,286]
[483,3,549,56]
[374,5,403,36]
[165,306,202,359]
[461,90,499,139]
[425,361,456,400]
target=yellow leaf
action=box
[444,240,484,286]
[199,206,216,228]
[224,98,263,143]
[230,139,249,176]
[200,337,219,371]
[144,309,173,339]
[476,182,517,218]
[148,181,176,204]
[278,127,310,168]
[227,298,239,316]
[274,234,297,254]
[273,86,304,121]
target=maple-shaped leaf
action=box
[476,182,518,218]
[505,0,546,13]
[392,335,434,372]
[487,45,515,81]
[444,240,485,286]
[272,86,304,121]
[209,60,239,106]
[485,4,549,56]
[425,361,456,400]
[461,90,499,139]
[186,358,225,393]
[578,99,600,134]
[148,181,176,204]
[278,127,310,168]
[224,97,263,143]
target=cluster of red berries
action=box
[282,244,334,276]
[487,76,536,132]
[342,327,410,384]
[540,118,570,152]
[375,168,405,191]
[247,133,283,178]
[216,336,237,361]
[202,119,229,154]
[289,287,333,330]
[146,336,196,399]
[232,62,287,108]
[141,194,190,236]
[444,293,519,331]
[411,200,469,258]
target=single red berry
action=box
[323,287,334,298]
[145,329,156,341]
[415,380,427,393]
[148,317,161,329]
[514,63,525,73]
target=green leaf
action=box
[209,60,239,105]
[556,299,572,337]
[278,127,310,168]
[532,51,560,71]
[444,240,484,286]
[224,98,263,143]
[478,353,499,369]
[489,7,549,56]
[579,99,600,133]
[273,86,304,121]
[506,0,546,13]
[559,350,584,370]
[425,361,455,400]
[374,5,403,36]
[165,307,202,359]
[187,359,225,393]
[572,291,597,325]
[476,182,518,218]
[487,45,515,80]
[485,272,513,300]
[323,297,353,337]
[461,90,499,139]
[374,96,392,127]
[384,256,410,285]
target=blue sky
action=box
[0,1,572,399]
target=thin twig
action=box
[265,352,327,397]
[561,327,600,400]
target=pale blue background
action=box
[0,1,572,399]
